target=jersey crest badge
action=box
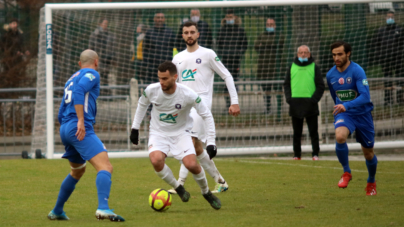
[175,104,181,109]
[346,77,352,84]
[85,73,95,81]
[338,78,344,85]
[196,58,202,64]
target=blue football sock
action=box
[366,155,378,183]
[53,174,79,215]
[96,170,111,210]
[336,142,351,173]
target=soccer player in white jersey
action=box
[170,21,240,193]
[130,61,221,210]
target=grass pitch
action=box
[1,157,403,227]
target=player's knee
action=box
[71,167,86,180]
[150,156,164,170]
[183,158,200,173]
[335,134,347,144]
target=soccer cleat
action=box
[365,182,377,196]
[338,172,352,188]
[47,210,69,220]
[293,157,301,160]
[212,181,229,194]
[312,156,319,161]
[175,185,190,202]
[167,188,177,194]
[95,209,125,222]
[203,191,221,210]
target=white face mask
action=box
[191,16,200,23]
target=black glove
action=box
[206,145,217,159]
[130,129,139,145]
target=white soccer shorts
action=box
[190,107,207,143]
[148,133,196,160]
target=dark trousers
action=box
[382,61,404,105]
[222,56,241,108]
[292,115,320,158]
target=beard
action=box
[184,38,198,47]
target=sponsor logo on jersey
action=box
[196,58,202,64]
[159,113,178,124]
[346,77,352,84]
[362,79,369,86]
[335,119,344,124]
[85,73,95,81]
[336,89,357,101]
[175,104,181,109]
[195,96,201,103]
[215,56,220,61]
[68,72,80,81]
[149,144,153,150]
[182,69,197,81]
[338,77,344,85]
[143,91,147,98]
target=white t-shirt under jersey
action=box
[131,83,216,145]
[172,46,239,108]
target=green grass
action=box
[1,157,404,227]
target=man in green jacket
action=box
[284,45,325,160]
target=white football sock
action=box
[155,164,180,189]
[178,164,189,185]
[197,150,225,184]
[192,169,209,194]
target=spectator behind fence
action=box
[143,12,174,85]
[174,9,213,51]
[254,18,285,113]
[217,9,248,108]
[372,11,404,105]
[132,24,148,84]
[284,45,324,161]
[0,18,30,88]
[89,18,116,96]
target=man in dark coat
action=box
[284,45,325,160]
[143,13,174,85]
[254,18,285,113]
[174,9,212,51]
[217,9,248,108]
[372,11,404,105]
[0,18,30,87]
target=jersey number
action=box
[64,82,74,104]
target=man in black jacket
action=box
[143,13,174,85]
[217,9,248,108]
[284,45,325,160]
[372,11,404,105]
[174,9,212,51]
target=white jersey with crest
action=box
[131,83,216,145]
[172,46,239,108]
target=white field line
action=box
[215,159,404,175]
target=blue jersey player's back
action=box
[58,68,100,126]
[326,61,373,115]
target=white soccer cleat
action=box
[212,181,229,194]
[95,209,125,222]
[167,188,177,194]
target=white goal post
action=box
[36,0,404,159]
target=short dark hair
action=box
[387,10,395,15]
[10,18,18,23]
[158,61,177,76]
[98,18,108,24]
[226,9,234,15]
[183,21,198,30]
[330,41,352,55]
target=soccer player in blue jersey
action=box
[327,41,377,196]
[47,50,125,221]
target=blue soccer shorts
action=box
[60,120,107,164]
[334,111,375,148]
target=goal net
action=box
[33,1,404,159]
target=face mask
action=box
[191,16,200,23]
[298,57,308,63]
[226,19,234,25]
[387,18,395,25]
[266,27,275,32]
